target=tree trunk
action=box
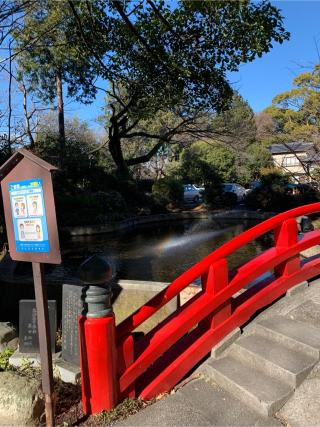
[55,68,65,167]
[7,40,13,155]
[109,117,129,176]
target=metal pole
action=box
[32,262,55,427]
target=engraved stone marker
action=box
[61,284,83,365]
[19,300,57,353]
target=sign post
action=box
[0,149,61,426]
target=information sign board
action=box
[9,178,50,253]
[0,149,61,264]
[0,149,61,425]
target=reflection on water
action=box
[63,218,268,283]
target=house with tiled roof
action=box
[269,142,320,182]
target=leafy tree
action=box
[243,143,273,181]
[34,113,107,190]
[152,177,183,206]
[13,0,101,165]
[8,0,289,175]
[245,168,294,212]
[176,143,222,186]
[266,64,320,143]
[11,0,289,174]
[210,93,257,151]
[255,111,276,141]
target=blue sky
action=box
[228,0,320,112]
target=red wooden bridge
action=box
[79,203,320,414]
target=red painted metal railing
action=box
[80,203,320,413]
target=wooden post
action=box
[32,262,55,426]
[274,218,300,277]
[201,259,231,329]
[78,255,118,414]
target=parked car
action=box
[222,183,247,201]
[183,184,204,203]
[249,180,262,190]
[286,183,313,195]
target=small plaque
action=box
[19,300,57,353]
[61,284,83,365]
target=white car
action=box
[183,184,204,203]
[222,183,247,201]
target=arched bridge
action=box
[79,203,320,414]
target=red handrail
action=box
[79,203,320,414]
[139,255,320,399]
[117,203,320,339]
[119,230,320,391]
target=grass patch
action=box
[97,398,153,425]
[0,347,14,371]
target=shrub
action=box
[152,177,183,206]
[220,191,238,208]
[202,180,243,209]
[56,191,128,226]
[202,185,222,207]
[293,187,320,206]
[244,172,294,212]
[0,348,14,371]
[94,191,128,214]
[137,179,155,194]
[203,188,238,209]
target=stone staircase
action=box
[202,315,320,417]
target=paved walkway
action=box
[116,277,320,426]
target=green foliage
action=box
[266,63,320,143]
[34,114,110,192]
[0,348,14,371]
[89,0,289,113]
[14,0,289,111]
[170,93,259,187]
[152,177,183,206]
[245,170,294,212]
[203,188,237,209]
[244,143,273,181]
[56,191,128,226]
[12,0,289,173]
[220,192,239,208]
[210,93,257,150]
[177,143,226,185]
[13,0,99,103]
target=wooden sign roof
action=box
[0,148,57,179]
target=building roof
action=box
[269,142,314,155]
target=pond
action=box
[0,216,271,323]
[63,218,269,283]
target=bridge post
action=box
[78,255,118,415]
[274,218,300,277]
[201,258,230,328]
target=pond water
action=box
[63,218,269,283]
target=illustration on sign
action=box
[9,178,50,253]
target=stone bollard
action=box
[78,255,118,414]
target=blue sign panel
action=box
[8,179,50,253]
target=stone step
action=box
[117,378,282,426]
[232,334,317,387]
[252,316,320,358]
[204,354,293,417]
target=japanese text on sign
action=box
[9,178,50,253]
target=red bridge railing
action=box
[79,203,320,414]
